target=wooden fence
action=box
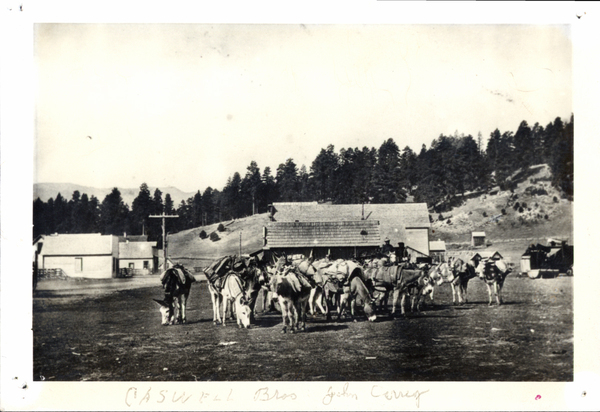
[37,268,68,280]
[117,268,153,278]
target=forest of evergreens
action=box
[33,115,573,242]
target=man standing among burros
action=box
[381,237,395,256]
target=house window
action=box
[75,258,83,272]
[143,261,149,270]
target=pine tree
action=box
[100,188,129,236]
[399,146,417,195]
[549,115,573,198]
[201,187,214,225]
[131,183,152,236]
[222,173,242,220]
[372,138,401,203]
[276,159,299,202]
[258,167,277,211]
[54,193,70,233]
[298,164,311,202]
[513,120,534,170]
[164,193,175,215]
[192,191,203,227]
[241,161,262,215]
[310,145,338,202]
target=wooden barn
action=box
[34,233,119,279]
[471,231,486,247]
[264,220,381,260]
[265,202,431,260]
[118,240,157,276]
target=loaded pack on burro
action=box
[363,253,434,317]
[204,255,268,328]
[287,254,377,323]
[154,263,196,326]
[268,255,314,333]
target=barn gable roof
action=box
[119,241,156,259]
[271,202,430,227]
[269,202,430,248]
[39,233,115,256]
[472,231,486,237]
[266,220,381,248]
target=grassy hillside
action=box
[168,164,573,270]
[431,164,573,265]
[168,213,271,269]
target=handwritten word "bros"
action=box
[254,387,297,401]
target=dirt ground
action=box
[33,274,573,382]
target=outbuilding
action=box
[429,240,446,263]
[471,231,486,247]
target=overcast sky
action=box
[34,24,572,193]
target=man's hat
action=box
[384,237,390,242]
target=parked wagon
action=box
[520,239,573,278]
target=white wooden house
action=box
[35,233,119,279]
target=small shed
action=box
[471,231,486,247]
[429,240,446,263]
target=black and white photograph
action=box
[2,2,599,411]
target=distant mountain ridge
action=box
[33,183,197,208]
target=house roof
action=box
[38,233,115,256]
[271,202,430,226]
[473,251,503,260]
[119,241,156,259]
[265,220,381,249]
[472,231,486,237]
[429,240,446,252]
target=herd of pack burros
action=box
[155,251,512,333]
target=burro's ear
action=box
[153,299,168,307]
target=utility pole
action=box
[149,213,178,271]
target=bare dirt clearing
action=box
[33,275,572,382]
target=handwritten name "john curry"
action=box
[371,385,429,408]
